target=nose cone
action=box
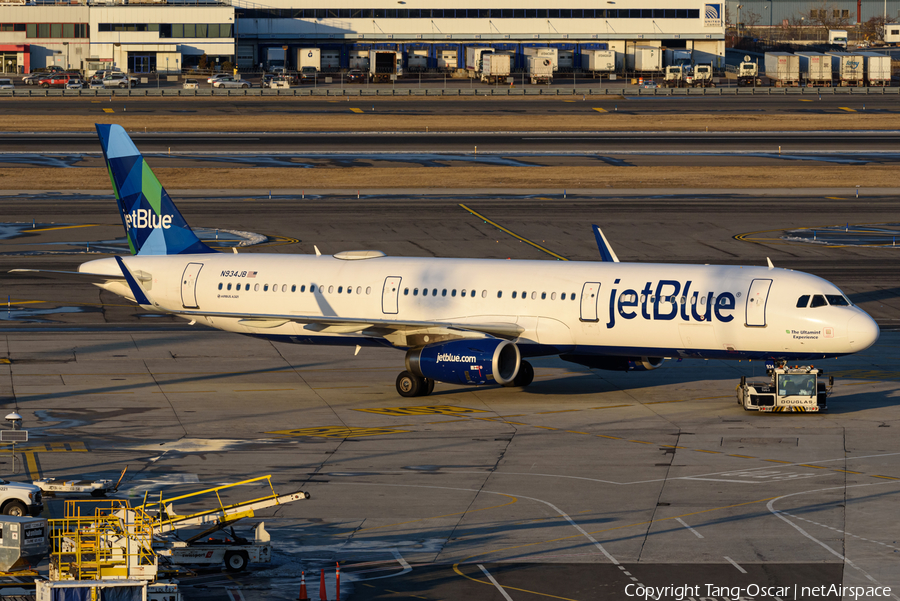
[848,313,880,351]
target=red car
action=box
[38,73,81,88]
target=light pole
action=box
[63,42,69,70]
[800,17,804,41]
[737,4,743,40]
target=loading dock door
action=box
[745,278,772,327]
[181,263,204,309]
[580,282,601,322]
[382,276,402,314]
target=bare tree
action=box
[806,1,851,39]
[860,16,886,43]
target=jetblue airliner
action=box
[14,125,880,397]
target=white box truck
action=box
[860,52,891,86]
[885,23,900,45]
[633,46,661,72]
[665,48,692,68]
[825,52,864,86]
[480,52,511,84]
[828,29,848,48]
[764,52,800,86]
[523,47,558,71]
[466,46,494,76]
[296,48,320,71]
[527,55,553,84]
[796,51,832,86]
[582,49,616,77]
[369,50,402,82]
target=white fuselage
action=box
[81,252,879,361]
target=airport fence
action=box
[2,86,900,97]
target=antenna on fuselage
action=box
[767,257,774,269]
[314,245,322,257]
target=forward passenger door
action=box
[382,276,402,314]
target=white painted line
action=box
[675,517,704,539]
[225,588,246,601]
[478,564,514,601]
[724,556,747,574]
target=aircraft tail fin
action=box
[96,124,215,256]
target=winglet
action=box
[114,256,152,306]
[592,225,620,263]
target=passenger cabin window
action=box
[442,289,447,297]
[254,284,259,292]
[404,288,409,295]
[423,288,428,297]
[796,295,810,308]
[810,294,828,308]
[291,285,296,292]
[561,293,566,300]
[227,283,232,291]
[413,288,419,296]
[218,283,223,290]
[512,291,517,299]
[310,285,316,293]
[497,291,502,298]
[451,289,457,297]
[826,295,849,306]
[460,289,466,297]
[263,284,269,292]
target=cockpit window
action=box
[825,295,850,306]
[796,295,810,308]
[810,295,828,308]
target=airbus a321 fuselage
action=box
[15,125,880,397]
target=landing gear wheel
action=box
[506,360,534,387]
[396,371,424,397]
[423,378,435,396]
[224,551,248,572]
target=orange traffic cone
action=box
[336,563,340,601]
[319,569,328,600]
[298,571,310,601]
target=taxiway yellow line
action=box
[459,203,568,261]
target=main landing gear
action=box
[394,360,535,397]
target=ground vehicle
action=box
[407,50,428,72]
[632,46,661,71]
[212,76,251,89]
[369,49,402,82]
[39,73,80,88]
[764,52,800,86]
[737,363,832,412]
[91,69,120,80]
[826,52,864,86]
[829,29,848,48]
[345,68,366,82]
[480,53,511,84]
[527,55,553,84]
[860,51,890,86]
[685,64,713,87]
[582,49,616,77]
[23,73,45,85]
[298,65,317,83]
[797,52,832,86]
[182,78,199,89]
[0,78,13,90]
[207,73,231,84]
[665,48,692,68]
[737,56,761,86]
[269,76,290,89]
[523,46,558,71]
[296,47,320,71]
[885,23,900,45]
[65,79,84,89]
[102,73,138,88]
[266,47,286,70]
[0,479,43,516]
[641,80,659,88]
[89,79,105,89]
[466,46,494,76]
[664,65,683,86]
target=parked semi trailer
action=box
[480,53,511,84]
[826,52,864,86]
[860,52,891,86]
[796,51,832,86]
[582,49,616,77]
[524,47,558,71]
[296,48,320,71]
[465,46,494,77]
[632,45,661,71]
[527,55,553,84]
[369,50,402,82]
[764,52,800,87]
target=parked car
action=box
[261,73,276,86]
[212,76,251,89]
[345,69,366,83]
[182,78,199,89]
[102,73,138,88]
[65,79,84,89]
[38,73,81,88]
[0,78,14,90]
[92,69,120,80]
[207,73,231,84]
[298,66,318,83]
[268,77,290,89]
[23,72,46,86]
[641,80,659,89]
[88,79,105,89]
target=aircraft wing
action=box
[175,309,524,342]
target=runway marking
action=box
[102,108,114,113]
[799,99,813,102]
[825,196,847,200]
[724,556,747,574]
[839,106,856,112]
[342,494,518,535]
[233,388,296,392]
[458,204,568,261]
[675,517,704,538]
[355,405,488,416]
[350,108,364,113]
[478,565,514,601]
[592,107,608,113]
[267,426,411,438]
[0,442,88,480]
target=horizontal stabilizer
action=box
[114,256,152,306]
[592,225,620,263]
[8,268,125,284]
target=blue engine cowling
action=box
[406,339,521,386]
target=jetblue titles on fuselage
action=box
[606,278,735,329]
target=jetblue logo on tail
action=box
[125,209,172,230]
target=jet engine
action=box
[561,354,666,372]
[406,339,521,386]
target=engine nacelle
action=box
[561,354,666,372]
[406,339,521,386]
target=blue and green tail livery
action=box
[96,124,214,256]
